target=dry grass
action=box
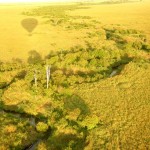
[0,3,85,61]
[73,62,150,149]
[0,1,150,61]
[70,0,150,40]
[0,2,150,149]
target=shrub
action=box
[4,125,17,133]
[66,108,81,121]
[37,142,47,150]
[51,70,67,86]
[0,82,7,89]
[142,43,150,52]
[78,115,99,130]
[36,122,49,132]
[132,40,143,50]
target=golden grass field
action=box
[70,0,150,37]
[0,1,150,149]
[73,62,150,149]
[0,1,150,61]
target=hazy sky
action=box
[0,0,106,3]
[0,0,88,3]
[0,0,73,3]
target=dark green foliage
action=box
[106,32,127,44]
[0,112,42,149]
[104,26,149,51]
[142,43,150,52]
[46,132,85,150]
[15,70,27,79]
[0,61,24,72]
[0,82,7,89]
[67,22,94,30]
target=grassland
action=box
[73,62,150,149]
[0,1,150,150]
[70,0,150,39]
[0,1,150,61]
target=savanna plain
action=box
[0,0,150,149]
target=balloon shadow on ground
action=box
[21,18,38,36]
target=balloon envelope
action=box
[21,18,38,33]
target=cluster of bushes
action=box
[1,37,148,98]
[22,4,90,24]
[1,73,100,149]
[22,4,90,18]
[66,21,95,30]
[142,43,150,52]
[7,40,144,94]
[1,39,131,149]
[104,27,140,35]
[44,44,135,86]
[87,29,106,39]
[0,61,24,72]
[45,18,67,26]
[0,56,149,149]
[22,3,96,32]
[104,26,150,51]
[0,112,42,149]
[39,94,100,150]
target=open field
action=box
[0,1,150,61]
[70,0,150,39]
[0,1,150,149]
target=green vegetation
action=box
[0,25,149,148]
[22,3,99,36]
[36,122,49,132]
[0,111,42,149]
[0,2,150,150]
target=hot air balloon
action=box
[21,18,38,36]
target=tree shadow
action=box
[0,60,3,65]
[27,50,42,64]
[47,133,85,150]
[0,70,27,90]
[64,94,90,116]
[111,54,133,69]
[12,58,23,64]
